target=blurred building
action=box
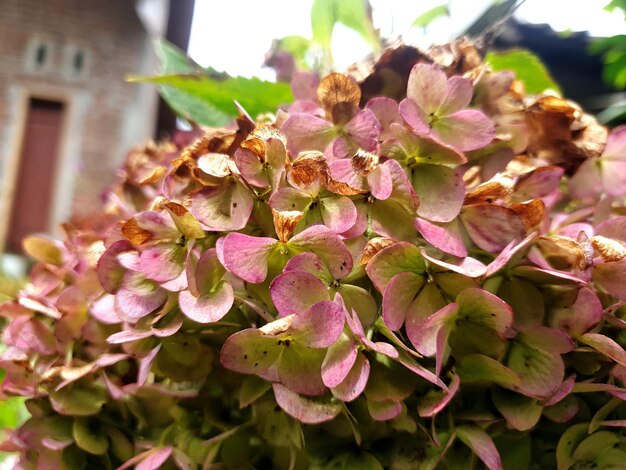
[0,0,191,256]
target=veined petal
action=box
[289,225,353,279]
[115,272,167,320]
[367,165,392,200]
[268,187,311,212]
[273,383,342,424]
[281,113,336,156]
[366,242,425,293]
[434,110,495,151]
[461,203,526,253]
[221,233,278,283]
[234,148,268,187]
[438,76,473,115]
[189,180,253,232]
[322,334,358,388]
[140,243,186,282]
[270,271,329,317]
[365,97,402,139]
[291,300,345,348]
[406,282,447,357]
[382,272,425,331]
[406,63,448,115]
[331,353,370,402]
[97,240,134,294]
[398,99,431,136]
[320,195,357,233]
[342,109,380,154]
[415,217,467,257]
[179,281,234,323]
[413,165,465,222]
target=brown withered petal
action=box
[317,73,361,115]
[287,151,330,188]
[122,218,153,245]
[577,230,595,268]
[352,150,379,177]
[272,209,303,243]
[347,42,431,104]
[524,95,608,175]
[138,166,166,186]
[591,235,626,262]
[536,235,588,271]
[359,237,396,266]
[179,130,236,164]
[197,153,232,178]
[163,202,205,240]
[240,136,266,158]
[259,313,295,335]
[427,38,483,77]
[464,181,513,205]
[326,179,368,196]
[511,199,545,229]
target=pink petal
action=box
[343,109,380,154]
[367,165,392,200]
[140,243,185,282]
[420,249,487,278]
[97,240,134,294]
[461,204,526,253]
[515,166,565,200]
[132,211,179,240]
[331,353,370,402]
[367,399,402,421]
[234,148,268,187]
[90,294,121,324]
[220,329,281,376]
[365,97,402,139]
[320,196,357,233]
[417,372,460,417]
[281,113,336,156]
[192,248,226,295]
[221,233,278,283]
[268,187,312,212]
[434,109,495,151]
[602,160,626,196]
[569,158,602,199]
[398,98,430,135]
[415,217,467,257]
[406,63,448,114]
[179,281,234,323]
[190,181,253,231]
[366,241,425,292]
[406,282,447,357]
[289,225,353,280]
[321,335,358,387]
[457,288,514,335]
[603,125,626,158]
[382,272,425,331]
[595,216,626,241]
[581,333,626,368]
[284,252,330,279]
[456,425,503,470]
[291,71,319,101]
[291,300,345,348]
[593,259,626,300]
[484,233,536,278]
[438,75,473,115]
[270,271,329,317]
[549,287,603,337]
[115,272,167,320]
[273,383,342,424]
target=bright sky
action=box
[188,0,626,79]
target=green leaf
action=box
[486,49,561,94]
[412,4,449,29]
[129,73,293,122]
[155,40,198,74]
[556,423,588,470]
[49,383,107,417]
[73,417,109,455]
[311,0,380,52]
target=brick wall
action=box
[0,0,158,221]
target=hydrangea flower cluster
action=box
[2,40,626,469]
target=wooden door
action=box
[6,98,65,253]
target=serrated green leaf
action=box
[129,73,293,122]
[412,4,449,29]
[486,49,561,94]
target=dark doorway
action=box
[7,98,65,253]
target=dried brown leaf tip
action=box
[360,237,396,266]
[465,180,512,205]
[240,126,286,158]
[511,198,545,229]
[591,235,626,262]
[287,151,330,189]
[317,73,361,122]
[537,235,589,271]
[122,217,152,245]
[272,209,303,243]
[352,150,379,176]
